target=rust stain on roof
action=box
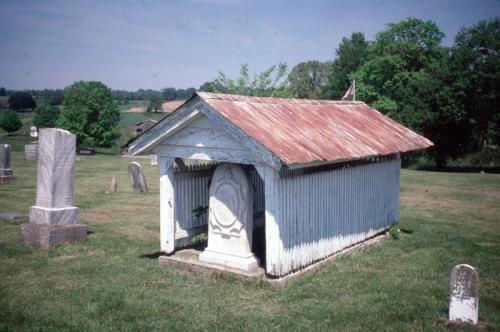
[197,92,433,166]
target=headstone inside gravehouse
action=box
[0,144,15,182]
[199,163,259,271]
[21,128,87,248]
[106,176,117,193]
[128,162,148,193]
[449,264,479,325]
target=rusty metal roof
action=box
[197,92,433,166]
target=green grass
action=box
[0,149,499,331]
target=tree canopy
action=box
[288,60,331,99]
[56,81,121,147]
[33,104,60,128]
[8,92,36,110]
[0,110,23,134]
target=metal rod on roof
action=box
[353,79,356,101]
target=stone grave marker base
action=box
[29,206,80,226]
[21,223,87,249]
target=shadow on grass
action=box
[415,166,500,173]
[139,251,163,259]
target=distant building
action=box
[135,119,157,134]
[161,100,185,114]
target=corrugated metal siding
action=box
[173,164,265,246]
[273,158,400,276]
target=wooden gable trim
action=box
[129,95,282,171]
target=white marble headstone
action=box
[199,163,259,271]
[449,264,479,325]
[29,128,80,226]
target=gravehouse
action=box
[21,128,86,248]
[129,92,433,277]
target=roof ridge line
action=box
[197,92,365,105]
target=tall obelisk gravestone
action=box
[21,128,87,248]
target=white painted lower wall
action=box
[269,158,400,277]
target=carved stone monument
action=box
[0,144,15,183]
[199,163,259,271]
[449,264,479,325]
[128,162,148,193]
[21,128,86,248]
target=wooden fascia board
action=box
[128,98,202,156]
[198,99,282,171]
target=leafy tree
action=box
[198,81,219,92]
[451,18,500,149]
[0,110,23,134]
[215,63,295,98]
[0,87,6,96]
[356,18,467,166]
[8,92,36,110]
[147,93,165,112]
[56,81,121,147]
[161,87,177,101]
[288,60,332,99]
[327,32,369,99]
[33,105,60,128]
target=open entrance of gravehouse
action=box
[129,92,432,278]
[170,160,266,271]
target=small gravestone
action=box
[199,163,259,271]
[0,144,15,183]
[21,128,86,249]
[449,264,479,325]
[30,126,38,138]
[150,154,158,166]
[128,162,148,193]
[106,176,117,193]
[25,143,38,161]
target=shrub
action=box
[389,224,400,239]
[33,105,60,128]
[0,110,23,134]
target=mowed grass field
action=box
[0,147,499,331]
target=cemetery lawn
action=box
[1,151,499,331]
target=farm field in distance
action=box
[0,139,499,330]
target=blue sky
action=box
[0,0,498,90]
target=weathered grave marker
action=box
[128,162,148,193]
[21,128,87,248]
[30,126,38,138]
[449,264,479,325]
[199,163,259,271]
[0,144,15,183]
[25,143,38,161]
[106,176,117,193]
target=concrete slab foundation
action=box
[159,248,265,278]
[20,223,87,249]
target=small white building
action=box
[129,92,432,277]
